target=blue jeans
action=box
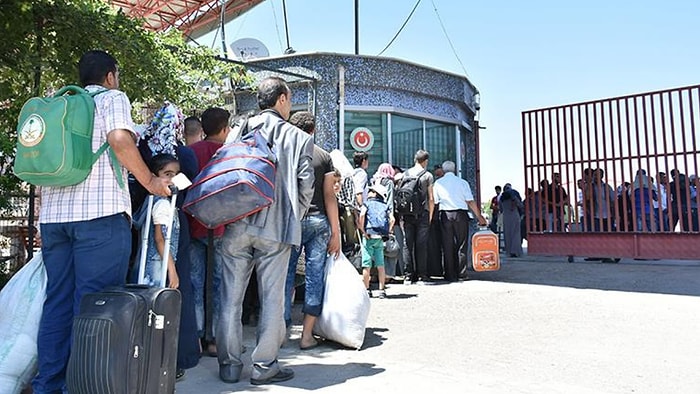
[285,215,330,325]
[33,213,131,394]
[189,236,223,339]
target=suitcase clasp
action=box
[148,310,165,329]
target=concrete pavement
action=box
[175,254,700,393]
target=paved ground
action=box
[175,254,700,393]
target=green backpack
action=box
[14,85,120,187]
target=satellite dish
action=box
[230,38,270,61]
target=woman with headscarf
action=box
[136,102,200,378]
[500,183,524,257]
[371,163,402,281]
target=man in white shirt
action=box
[351,151,369,207]
[432,161,487,281]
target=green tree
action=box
[0,0,250,208]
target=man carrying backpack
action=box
[32,50,172,394]
[216,77,314,386]
[397,149,435,284]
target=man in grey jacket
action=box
[217,77,315,385]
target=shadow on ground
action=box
[471,255,700,297]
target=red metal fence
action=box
[522,84,700,260]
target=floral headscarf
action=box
[372,163,395,183]
[141,101,184,157]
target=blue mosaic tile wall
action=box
[234,53,481,192]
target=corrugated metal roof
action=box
[106,0,264,38]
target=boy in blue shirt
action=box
[358,183,394,298]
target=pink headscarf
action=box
[372,163,395,183]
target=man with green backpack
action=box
[22,50,172,394]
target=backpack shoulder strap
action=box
[88,88,125,189]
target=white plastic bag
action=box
[313,253,370,349]
[329,149,354,179]
[0,252,47,394]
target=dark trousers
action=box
[440,210,470,281]
[34,213,131,394]
[402,213,430,280]
[176,211,201,370]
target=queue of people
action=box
[29,49,495,394]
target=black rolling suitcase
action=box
[66,193,182,394]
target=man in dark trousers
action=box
[33,50,172,393]
[216,77,314,385]
[489,185,502,233]
[400,149,434,284]
[433,161,487,281]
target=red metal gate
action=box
[522,84,700,260]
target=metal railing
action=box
[522,84,700,260]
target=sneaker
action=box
[403,276,412,285]
[377,289,386,299]
[250,367,294,385]
[367,289,373,298]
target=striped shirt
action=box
[39,86,135,223]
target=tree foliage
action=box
[0,0,251,208]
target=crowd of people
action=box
[486,166,700,261]
[30,50,492,393]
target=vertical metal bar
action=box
[338,65,346,150]
[689,88,700,231]
[562,106,573,232]
[387,113,393,164]
[354,0,359,55]
[676,89,693,231]
[454,124,461,176]
[649,93,663,231]
[668,90,682,232]
[592,102,601,231]
[568,105,580,226]
[547,109,556,232]
[616,99,628,232]
[550,108,565,232]
[641,94,654,231]
[530,112,540,233]
[533,110,549,229]
[578,105,587,232]
[522,111,530,234]
[625,98,638,232]
[633,96,648,231]
[659,92,672,232]
[608,100,619,233]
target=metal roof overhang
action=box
[106,0,264,39]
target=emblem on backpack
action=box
[19,114,46,147]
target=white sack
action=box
[0,252,47,394]
[313,253,370,349]
[329,149,354,179]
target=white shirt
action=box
[352,168,368,202]
[654,184,667,210]
[433,172,473,211]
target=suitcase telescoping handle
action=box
[136,186,179,287]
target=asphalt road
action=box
[175,255,700,394]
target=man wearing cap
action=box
[358,182,393,298]
[432,161,487,281]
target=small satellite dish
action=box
[230,38,270,61]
